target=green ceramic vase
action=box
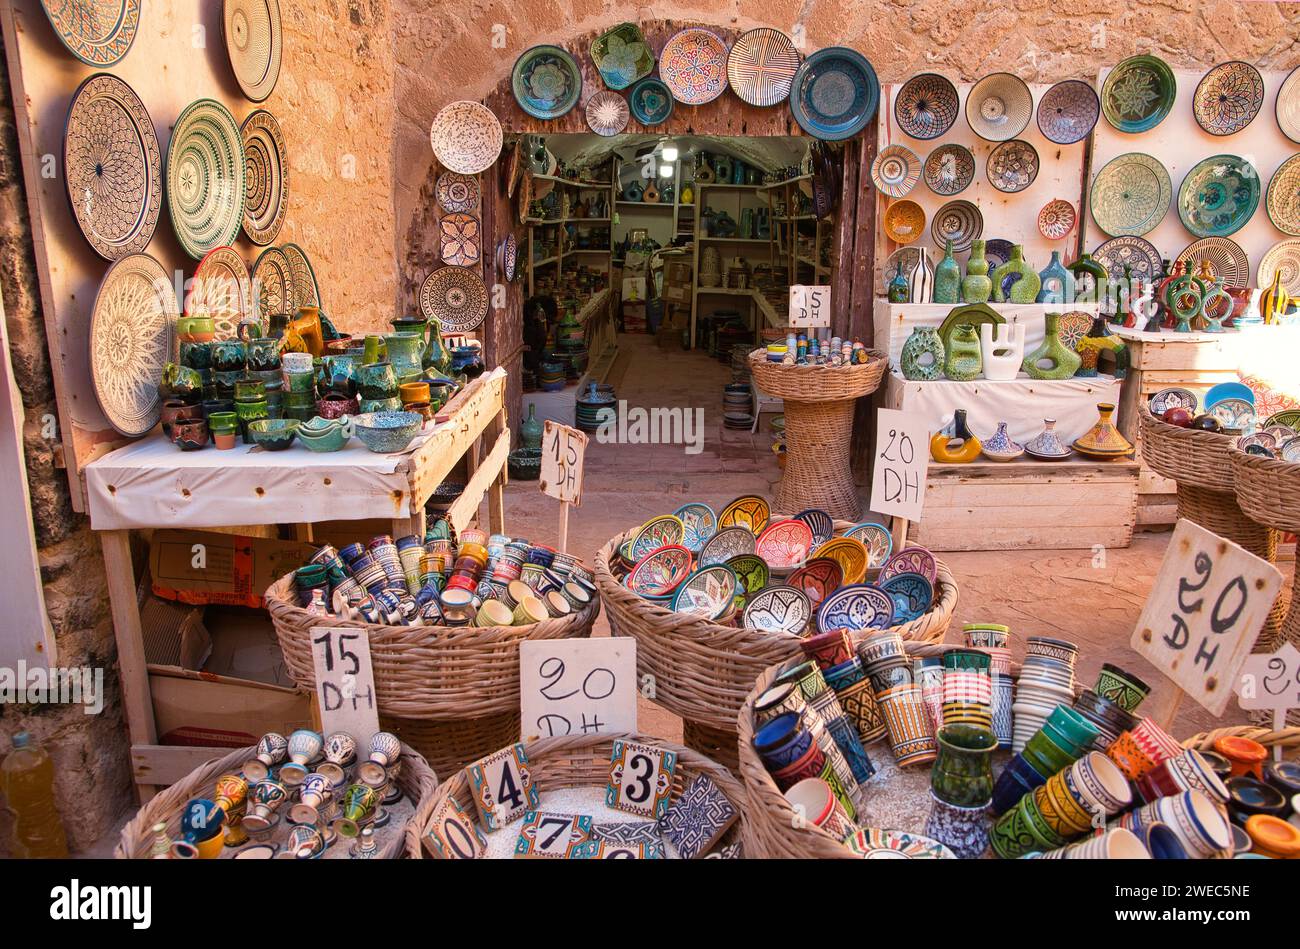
[933,240,961,304]
[1022,313,1082,379]
[900,326,945,381]
[931,724,998,807]
[944,324,982,381]
[888,262,910,303]
[961,241,992,304]
[1068,253,1107,305]
[991,245,1041,303]
[520,403,544,452]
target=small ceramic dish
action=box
[247,418,299,451]
[353,411,423,453]
[297,415,354,452]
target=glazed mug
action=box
[1031,770,1096,841]
[1130,717,1184,764]
[800,630,854,669]
[991,752,1049,816]
[171,417,210,450]
[1107,730,1158,781]
[931,724,997,807]
[785,778,856,841]
[924,791,991,859]
[1116,790,1231,858]
[770,742,828,792]
[1069,751,1133,817]
[1138,750,1229,805]
[1057,827,1151,860]
[875,684,937,768]
[1094,662,1151,712]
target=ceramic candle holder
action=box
[280,729,324,786]
[334,784,380,838]
[323,732,358,769]
[286,823,326,859]
[288,772,334,826]
[243,732,288,782]
[241,779,288,833]
[213,774,248,815]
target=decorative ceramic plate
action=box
[1258,239,1300,296]
[1283,437,1300,462]
[743,585,813,635]
[512,45,582,119]
[1149,387,1198,416]
[793,509,835,548]
[41,0,139,66]
[419,266,489,332]
[1176,237,1249,287]
[89,253,175,437]
[430,101,503,176]
[660,28,728,105]
[281,243,321,308]
[923,143,975,196]
[438,213,481,267]
[628,78,673,126]
[1038,199,1076,241]
[251,245,294,324]
[63,73,161,260]
[1279,66,1300,145]
[1265,154,1300,237]
[811,536,869,585]
[499,232,518,283]
[223,0,282,102]
[787,558,843,610]
[1210,398,1256,432]
[673,503,717,553]
[1205,381,1256,411]
[884,200,925,245]
[626,545,693,598]
[727,28,801,107]
[585,91,630,136]
[931,200,982,252]
[871,145,921,198]
[590,22,654,91]
[965,72,1032,142]
[1193,61,1264,136]
[881,572,933,624]
[1178,154,1260,238]
[1094,235,1163,285]
[506,141,523,199]
[166,99,246,260]
[670,565,737,620]
[755,519,814,570]
[631,514,686,561]
[186,246,251,340]
[1037,79,1100,144]
[725,554,770,598]
[894,73,960,140]
[1056,311,1094,351]
[698,526,757,566]
[788,46,880,141]
[1102,55,1175,133]
[983,239,1013,274]
[846,828,956,859]
[1266,409,1300,431]
[718,495,771,534]
[880,546,938,585]
[239,109,287,246]
[1089,152,1171,238]
[816,583,894,633]
[436,172,481,214]
[517,172,533,225]
[986,139,1039,193]
[843,522,892,567]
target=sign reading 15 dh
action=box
[788,285,831,329]
[869,408,929,522]
[539,420,588,506]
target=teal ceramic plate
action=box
[672,502,717,553]
[628,77,673,126]
[1102,55,1176,133]
[1178,155,1260,238]
[843,522,893,566]
[1090,152,1171,237]
[789,46,879,141]
[589,22,654,91]
[511,45,582,120]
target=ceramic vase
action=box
[908,248,933,304]
[943,324,982,381]
[900,326,945,381]
[520,403,544,451]
[961,241,992,304]
[931,724,998,807]
[924,792,990,859]
[930,408,983,463]
[1037,251,1075,305]
[933,240,961,304]
[991,245,1041,303]
[887,262,910,303]
[1022,314,1082,379]
[979,323,1025,381]
[1068,253,1107,305]
[288,772,334,826]
[213,774,248,815]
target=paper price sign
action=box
[788,285,831,328]
[520,638,636,740]
[1236,642,1300,711]
[309,626,380,742]
[1131,519,1283,716]
[539,420,588,506]
[869,408,929,522]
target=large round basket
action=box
[747,349,889,519]
[1229,444,1300,649]
[405,732,746,858]
[266,574,600,777]
[1183,725,1299,760]
[595,522,958,770]
[115,741,437,859]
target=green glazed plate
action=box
[1178,154,1261,238]
[725,554,770,598]
[937,302,1004,353]
[590,22,654,91]
[511,45,582,120]
[1090,152,1171,237]
[1101,55,1176,133]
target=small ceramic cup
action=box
[785,777,856,841]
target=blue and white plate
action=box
[793,509,835,548]
[1203,381,1255,411]
[880,572,934,624]
[1210,397,1256,433]
[674,502,718,553]
[743,585,812,635]
[816,583,895,634]
[788,47,879,141]
[671,565,738,620]
[628,77,674,126]
[698,526,757,566]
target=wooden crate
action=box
[910,457,1139,551]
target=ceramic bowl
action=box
[353,411,423,453]
[171,417,210,451]
[247,419,300,451]
[1226,776,1289,825]
[297,415,355,452]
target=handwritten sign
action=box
[520,638,637,741]
[539,420,588,506]
[1236,642,1300,758]
[869,408,930,522]
[788,285,831,329]
[309,626,380,743]
[1130,519,1283,716]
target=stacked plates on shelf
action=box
[730,343,753,383]
[723,382,753,429]
[539,358,567,392]
[575,382,616,432]
[700,247,722,288]
[1010,636,1079,753]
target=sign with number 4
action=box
[606,740,677,820]
[466,742,539,831]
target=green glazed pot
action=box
[961,240,992,304]
[1022,727,1079,778]
[235,400,269,444]
[207,411,238,434]
[931,724,998,807]
[900,326,945,381]
[357,362,399,400]
[991,245,1041,303]
[384,332,426,381]
[990,797,1041,859]
[944,323,983,381]
[933,240,962,304]
[1041,705,1101,755]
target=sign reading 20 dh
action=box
[869,408,929,523]
[1131,519,1283,716]
[539,420,588,506]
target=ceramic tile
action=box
[658,775,739,859]
[605,740,677,820]
[466,742,539,830]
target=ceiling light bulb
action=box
[662,145,678,162]
[659,162,674,177]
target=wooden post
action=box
[889,515,909,554]
[557,500,571,555]
[1159,688,1186,732]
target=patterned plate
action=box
[1037,79,1100,145]
[1178,154,1260,238]
[1266,409,1300,431]
[512,45,583,119]
[1204,381,1255,411]
[787,558,843,611]
[590,22,654,91]
[727,28,801,107]
[884,200,925,245]
[419,266,489,332]
[1193,61,1264,136]
[166,99,246,260]
[499,232,518,283]
[1090,152,1171,238]
[931,200,983,252]
[965,72,1032,142]
[1279,66,1300,145]
[743,585,813,635]
[1056,311,1094,351]
[1258,239,1300,296]
[1038,199,1077,241]
[725,554,769,598]
[628,78,673,126]
[1149,387,1198,416]
[986,139,1039,193]
[430,101,503,176]
[755,519,814,570]
[846,828,956,859]
[626,545,693,598]
[251,245,294,324]
[63,73,161,260]
[89,253,174,437]
[923,143,975,196]
[1102,55,1175,133]
[186,246,251,341]
[631,514,686,561]
[1210,398,1256,432]
[1094,235,1163,286]
[585,91,630,136]
[984,239,1013,273]
[1176,237,1249,287]
[1265,154,1300,237]
[894,73,959,141]
[812,536,870,585]
[670,565,737,620]
[816,584,894,634]
[281,243,321,308]
[439,213,481,267]
[718,495,771,535]
[793,509,835,548]
[789,46,880,141]
[880,572,934,624]
[880,546,938,584]
[40,0,139,66]
[223,0,282,102]
[871,145,921,198]
[240,109,287,245]
[660,28,729,105]
[698,526,756,566]
[436,172,481,214]
[843,522,893,567]
[673,503,718,553]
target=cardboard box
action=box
[149,666,313,748]
[663,284,689,302]
[664,261,693,286]
[149,530,315,609]
[622,276,647,301]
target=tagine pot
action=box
[1072,402,1133,458]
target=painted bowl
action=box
[247,419,300,451]
[353,411,423,453]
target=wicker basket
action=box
[115,742,437,859]
[379,712,520,782]
[405,732,746,858]
[1182,725,1299,760]
[1229,444,1300,649]
[746,348,888,403]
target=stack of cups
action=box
[941,649,993,730]
[753,679,858,821]
[992,704,1099,815]
[964,624,1014,748]
[396,536,425,594]
[1011,636,1080,753]
[924,722,998,858]
[815,637,888,747]
[1113,789,1232,858]
[857,631,936,768]
[774,661,871,812]
[1072,688,1139,749]
[990,750,1132,858]
[914,657,945,732]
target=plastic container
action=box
[1,733,69,857]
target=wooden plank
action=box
[1137,499,1179,527]
[928,458,1138,479]
[924,484,1134,510]
[131,744,233,788]
[445,428,511,533]
[1139,468,1177,494]
[1138,369,1239,387]
[407,369,506,509]
[919,503,1137,530]
[911,523,1134,551]
[1127,338,1240,372]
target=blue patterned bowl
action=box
[353,411,423,453]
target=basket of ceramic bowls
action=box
[595,500,959,769]
[405,733,745,859]
[1229,443,1300,655]
[115,734,437,859]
